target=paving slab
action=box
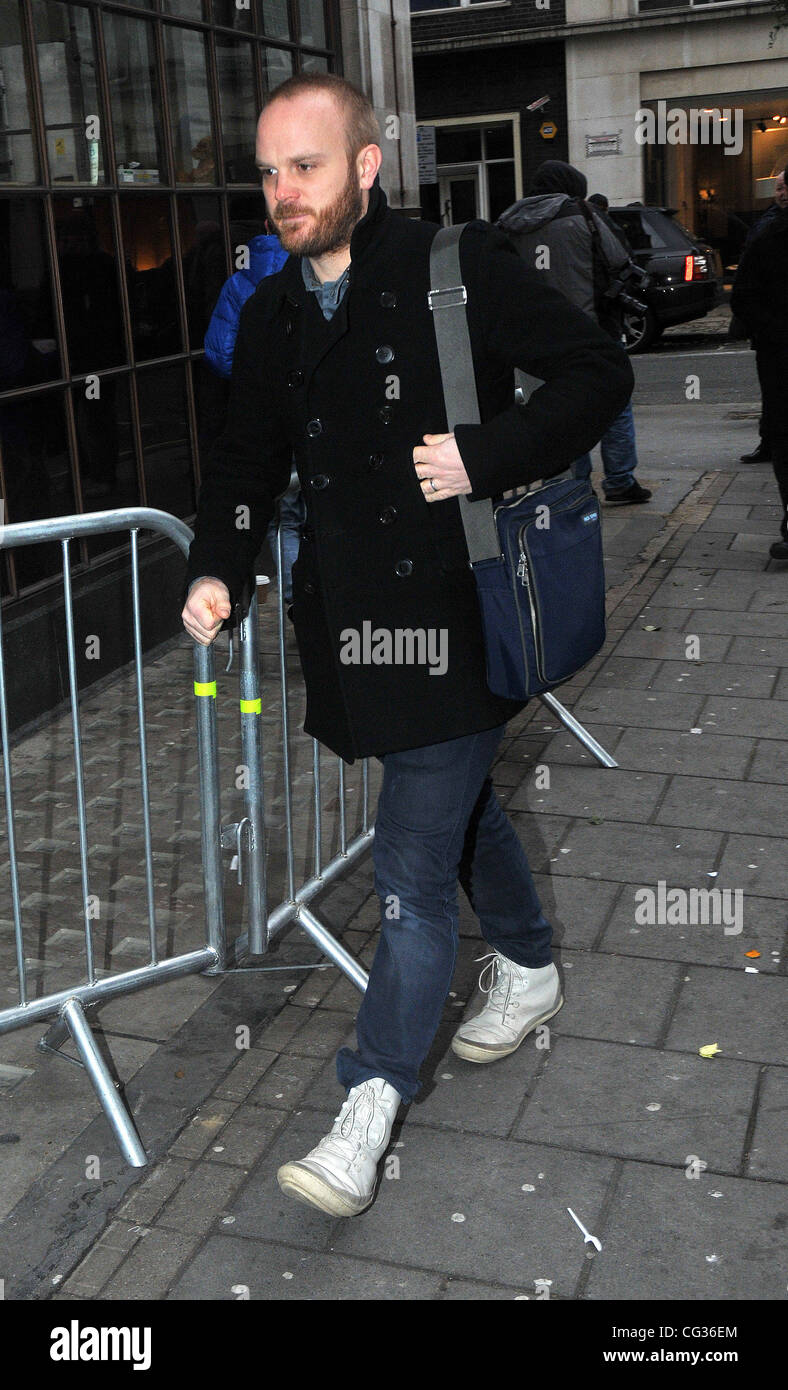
[745,1068,788,1182]
[665,965,788,1066]
[748,740,788,784]
[530,873,621,951]
[521,820,723,888]
[514,1037,757,1174]
[168,1235,444,1301]
[648,660,777,697]
[508,766,669,825]
[583,1161,788,1301]
[717,833,788,902]
[573,687,705,731]
[601,887,786,971]
[553,948,681,1047]
[328,1129,616,1297]
[655,775,773,835]
[609,727,754,779]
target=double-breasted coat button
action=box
[378,405,393,424]
[312,473,329,490]
[368,452,384,471]
[303,581,316,594]
[375,344,394,364]
[306,418,323,436]
[380,291,397,308]
[285,319,295,336]
[378,505,397,525]
[395,559,413,577]
[287,369,304,387]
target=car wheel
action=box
[623,306,659,354]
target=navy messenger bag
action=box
[429,223,607,700]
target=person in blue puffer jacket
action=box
[204,227,305,604]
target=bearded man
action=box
[182,73,634,1217]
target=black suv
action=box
[607,205,723,352]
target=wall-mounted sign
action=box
[417,125,437,185]
[540,120,558,140]
[586,133,621,157]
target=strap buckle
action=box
[428,284,467,311]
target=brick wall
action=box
[411,0,566,47]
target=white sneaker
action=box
[451,951,563,1063]
[277,1077,401,1217]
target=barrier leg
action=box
[538,692,618,768]
[295,905,369,993]
[60,998,148,1168]
[237,587,268,954]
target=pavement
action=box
[1,341,786,1303]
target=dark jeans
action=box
[759,345,788,539]
[755,345,771,447]
[572,402,639,494]
[336,723,553,1104]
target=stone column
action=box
[338,0,421,213]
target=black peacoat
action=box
[186,177,634,762]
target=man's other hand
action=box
[182,578,232,645]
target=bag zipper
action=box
[516,490,601,684]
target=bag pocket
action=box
[523,494,606,686]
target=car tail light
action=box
[685,253,709,281]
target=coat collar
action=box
[275,175,390,311]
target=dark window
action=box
[299,0,326,47]
[137,362,195,516]
[177,193,226,348]
[120,194,182,360]
[163,25,216,185]
[103,12,165,182]
[0,1,39,183]
[484,125,514,161]
[215,35,259,183]
[0,195,61,382]
[32,1,107,186]
[487,162,516,222]
[53,193,126,373]
[210,0,254,33]
[261,0,291,41]
[0,0,336,601]
[0,388,76,590]
[436,127,481,163]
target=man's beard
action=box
[271,162,364,258]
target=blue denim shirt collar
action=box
[300,256,351,321]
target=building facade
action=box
[411,0,788,255]
[565,0,788,250]
[411,0,569,224]
[0,0,417,729]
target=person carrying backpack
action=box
[497,161,651,505]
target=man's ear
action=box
[358,143,383,190]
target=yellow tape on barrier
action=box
[194,681,217,698]
[240,698,262,714]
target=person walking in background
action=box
[204,222,305,604]
[731,166,788,563]
[737,167,787,466]
[497,162,651,506]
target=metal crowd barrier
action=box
[220,530,372,991]
[0,504,371,1170]
[0,493,610,1171]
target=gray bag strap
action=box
[429,223,501,564]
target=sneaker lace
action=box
[476,951,522,1022]
[316,1083,386,1164]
